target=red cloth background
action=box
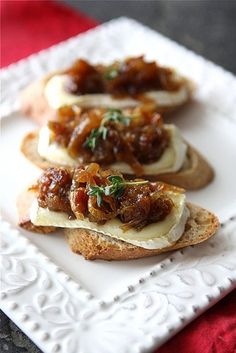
[0,0,97,67]
[1,1,236,352]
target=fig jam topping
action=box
[48,106,169,175]
[36,164,175,231]
[64,56,181,96]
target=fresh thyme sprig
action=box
[87,185,105,207]
[84,126,108,151]
[84,109,131,151]
[87,175,148,207]
[103,62,122,80]
[103,109,130,126]
[104,67,120,80]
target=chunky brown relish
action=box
[36,164,175,231]
[64,56,181,97]
[37,168,72,214]
[48,105,169,175]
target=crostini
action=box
[21,56,194,125]
[18,164,219,261]
[21,105,213,189]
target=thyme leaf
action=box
[104,67,119,80]
[84,126,108,151]
[102,109,130,126]
[87,185,104,207]
[87,176,148,207]
[84,109,131,151]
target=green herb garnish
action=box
[102,109,130,126]
[88,176,148,207]
[104,67,119,80]
[87,185,104,207]
[84,126,108,151]
[84,109,131,151]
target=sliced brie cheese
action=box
[30,192,189,250]
[44,74,190,110]
[38,124,187,174]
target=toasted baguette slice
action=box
[20,73,194,126]
[17,190,219,261]
[21,74,56,126]
[65,203,219,260]
[20,130,214,189]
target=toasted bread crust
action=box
[20,73,194,125]
[21,74,56,126]
[20,130,214,189]
[145,146,214,189]
[21,131,56,170]
[64,203,219,260]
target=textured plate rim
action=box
[1,17,236,353]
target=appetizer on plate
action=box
[21,56,194,125]
[18,163,219,261]
[21,105,213,189]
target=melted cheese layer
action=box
[44,74,189,109]
[38,124,187,175]
[30,192,189,250]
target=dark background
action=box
[65,0,236,74]
[1,1,236,353]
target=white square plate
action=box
[1,18,236,353]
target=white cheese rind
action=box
[38,124,187,174]
[44,74,189,110]
[30,192,189,250]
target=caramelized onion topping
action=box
[64,56,181,96]
[37,164,175,230]
[48,106,169,175]
[37,168,72,213]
